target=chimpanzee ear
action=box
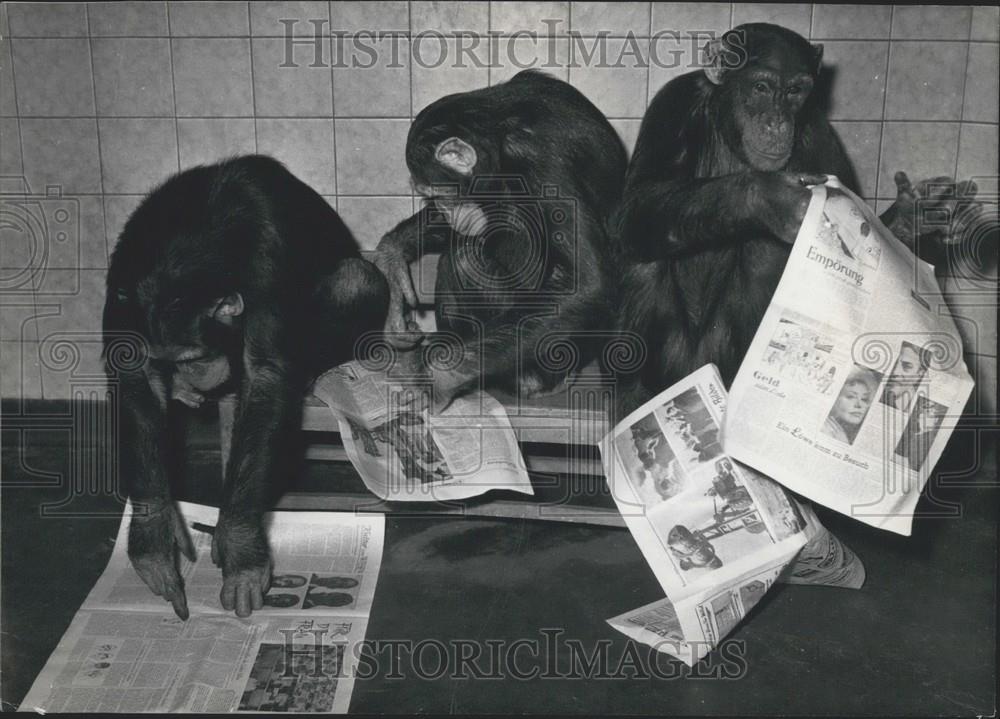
[211,294,244,324]
[703,38,727,85]
[812,43,824,74]
[434,137,477,176]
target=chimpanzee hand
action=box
[128,502,196,620]
[211,517,272,618]
[750,171,828,244]
[883,172,983,257]
[372,238,425,349]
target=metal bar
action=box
[274,492,627,528]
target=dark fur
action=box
[615,24,859,415]
[388,70,628,396]
[103,155,387,617]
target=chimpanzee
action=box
[103,155,387,619]
[373,70,628,408]
[615,23,982,414]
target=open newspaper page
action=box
[312,361,533,502]
[599,365,826,665]
[19,502,385,714]
[724,178,975,536]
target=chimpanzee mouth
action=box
[745,144,791,168]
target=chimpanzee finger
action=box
[211,533,222,566]
[220,577,236,611]
[152,565,190,620]
[170,508,197,563]
[251,584,263,611]
[915,176,954,200]
[395,265,418,309]
[236,586,252,618]
[894,171,913,195]
[166,587,190,621]
[797,173,828,186]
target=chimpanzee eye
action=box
[753,82,769,93]
[787,85,802,96]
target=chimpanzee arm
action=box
[375,205,455,347]
[118,366,196,619]
[616,175,766,260]
[619,75,820,260]
[211,306,300,618]
[378,205,453,261]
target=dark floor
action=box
[2,399,997,715]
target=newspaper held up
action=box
[312,361,533,502]
[19,502,385,714]
[599,364,853,666]
[724,177,975,536]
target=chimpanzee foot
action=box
[211,519,272,617]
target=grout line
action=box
[9,114,995,125]
[3,22,40,361]
[953,9,976,179]
[5,32,995,42]
[247,1,259,153]
[874,5,894,200]
[83,1,110,271]
[329,0,338,208]
[644,0,652,106]
[809,3,815,40]
[165,1,181,171]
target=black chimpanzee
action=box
[615,23,981,414]
[103,155,387,619]
[373,70,628,408]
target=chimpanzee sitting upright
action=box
[374,70,628,407]
[103,155,387,619]
[615,23,981,414]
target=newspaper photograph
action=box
[724,177,975,536]
[598,365,834,665]
[19,502,385,714]
[312,362,533,502]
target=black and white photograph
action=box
[894,395,949,472]
[655,388,724,464]
[239,643,343,712]
[649,467,774,583]
[881,341,932,413]
[763,314,838,393]
[820,364,884,444]
[614,412,688,508]
[1,0,995,715]
[302,573,361,610]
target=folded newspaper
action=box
[599,365,863,666]
[312,361,533,502]
[724,177,975,535]
[20,502,385,713]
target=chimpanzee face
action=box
[172,352,232,392]
[412,136,489,237]
[730,57,815,170]
[705,27,823,171]
[144,293,244,393]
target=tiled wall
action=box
[1,2,997,400]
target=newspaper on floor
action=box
[599,365,860,666]
[19,502,385,714]
[724,177,975,536]
[312,360,533,502]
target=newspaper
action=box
[19,502,385,714]
[724,178,975,536]
[312,361,533,502]
[599,365,839,665]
